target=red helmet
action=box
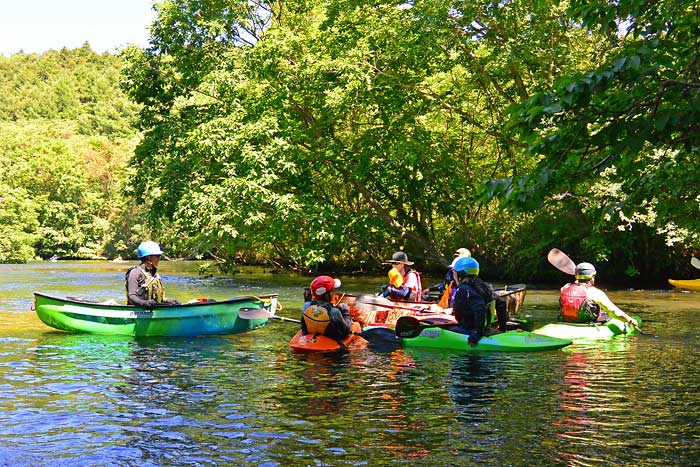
[310,275,341,298]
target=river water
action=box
[1,261,698,466]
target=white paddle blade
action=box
[691,257,700,270]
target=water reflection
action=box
[2,263,700,466]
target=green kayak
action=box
[400,326,571,352]
[33,291,278,337]
[532,317,639,342]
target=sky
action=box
[0,0,158,56]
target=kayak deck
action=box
[532,317,637,342]
[289,322,365,352]
[400,327,571,352]
[668,278,700,291]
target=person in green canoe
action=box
[450,256,508,346]
[125,241,180,309]
[559,262,639,326]
[301,275,352,342]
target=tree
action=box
[0,46,141,262]
[484,0,700,273]
[122,0,602,273]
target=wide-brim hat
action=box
[385,251,414,265]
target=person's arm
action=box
[384,285,410,298]
[300,302,310,334]
[331,305,352,335]
[588,287,638,326]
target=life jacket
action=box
[125,265,164,304]
[559,282,598,323]
[388,270,422,302]
[411,271,423,302]
[453,278,492,329]
[302,302,333,335]
[437,283,453,308]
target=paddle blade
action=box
[238,307,274,320]
[691,257,700,270]
[547,248,576,275]
[395,316,426,339]
[358,327,403,351]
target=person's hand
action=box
[142,300,158,310]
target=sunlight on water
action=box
[1,262,699,466]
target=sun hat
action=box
[385,251,414,265]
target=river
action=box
[1,261,699,466]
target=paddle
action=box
[546,249,655,337]
[238,307,402,349]
[547,248,576,275]
[239,307,301,324]
[394,316,455,339]
[355,298,441,313]
[691,257,700,270]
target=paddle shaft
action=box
[356,300,437,312]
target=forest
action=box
[1,0,698,286]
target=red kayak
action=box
[289,322,366,352]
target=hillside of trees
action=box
[0,45,144,262]
[2,1,698,287]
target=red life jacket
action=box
[559,282,597,323]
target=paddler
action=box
[450,256,508,346]
[125,241,180,309]
[301,276,352,342]
[380,251,423,302]
[559,262,639,326]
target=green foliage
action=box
[0,47,142,263]
[122,0,605,274]
[486,0,700,273]
[0,45,140,137]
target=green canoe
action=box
[33,291,278,337]
[399,326,572,352]
[532,317,639,342]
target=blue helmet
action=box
[453,256,480,276]
[137,241,163,259]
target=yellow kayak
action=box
[668,279,700,291]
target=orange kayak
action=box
[289,322,365,352]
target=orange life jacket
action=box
[302,303,332,335]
